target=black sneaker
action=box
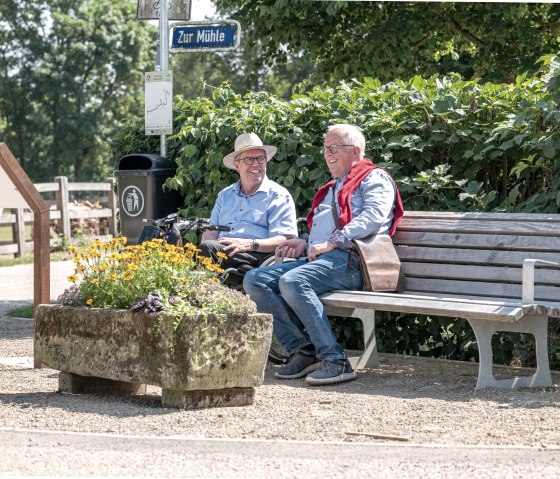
[274,350,321,379]
[305,359,356,385]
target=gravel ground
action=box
[1,261,560,477]
[1,314,560,447]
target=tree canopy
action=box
[214,1,560,85]
[0,0,154,181]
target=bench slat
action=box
[403,262,560,285]
[398,218,560,236]
[409,291,560,312]
[403,211,560,222]
[320,292,525,321]
[404,277,560,302]
[394,231,560,252]
[320,291,560,320]
[397,245,560,267]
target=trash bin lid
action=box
[117,153,176,171]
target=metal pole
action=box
[159,1,169,158]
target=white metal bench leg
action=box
[467,315,552,390]
[324,306,378,369]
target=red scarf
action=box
[306,159,404,237]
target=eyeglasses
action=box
[235,155,267,165]
[322,144,355,155]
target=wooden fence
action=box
[0,176,117,256]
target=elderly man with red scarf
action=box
[243,124,403,386]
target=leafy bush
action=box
[59,238,257,322]
[112,53,560,218]
[110,53,560,368]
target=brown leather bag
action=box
[330,185,405,292]
[351,235,405,292]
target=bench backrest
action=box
[393,211,560,302]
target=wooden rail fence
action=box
[0,176,117,256]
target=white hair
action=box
[325,124,366,158]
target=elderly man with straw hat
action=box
[200,133,298,286]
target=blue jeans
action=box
[243,248,363,361]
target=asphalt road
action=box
[2,428,559,478]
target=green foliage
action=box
[6,304,35,319]
[111,53,560,368]
[0,0,154,181]
[171,38,315,101]
[112,54,560,219]
[214,1,560,85]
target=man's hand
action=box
[216,237,252,256]
[307,240,336,262]
[275,238,307,259]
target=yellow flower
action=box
[108,274,118,281]
[86,298,93,305]
[215,252,228,261]
[67,275,78,283]
[90,278,99,285]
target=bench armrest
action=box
[522,259,560,302]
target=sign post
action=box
[137,2,241,157]
[158,0,170,157]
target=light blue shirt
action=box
[210,176,298,240]
[308,168,396,251]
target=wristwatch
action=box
[251,240,259,252]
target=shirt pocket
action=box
[248,208,267,226]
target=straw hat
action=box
[223,133,277,169]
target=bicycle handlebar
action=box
[143,214,231,232]
[204,224,231,232]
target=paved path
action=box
[0,260,74,313]
[2,428,559,478]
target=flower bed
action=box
[35,237,272,409]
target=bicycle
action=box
[137,212,291,364]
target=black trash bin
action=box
[114,154,183,244]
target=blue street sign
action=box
[171,23,239,52]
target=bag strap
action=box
[330,185,342,230]
[329,185,357,267]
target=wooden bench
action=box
[320,211,560,390]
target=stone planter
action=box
[34,305,273,409]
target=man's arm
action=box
[218,234,294,256]
[275,238,308,258]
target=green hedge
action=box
[111,53,560,368]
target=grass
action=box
[6,301,58,319]
[0,224,33,242]
[6,304,35,319]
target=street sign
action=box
[170,21,241,53]
[137,0,191,20]
[145,71,173,135]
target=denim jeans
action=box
[243,248,362,361]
